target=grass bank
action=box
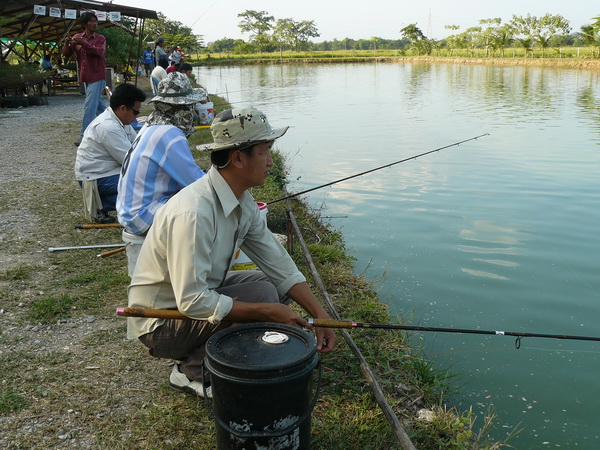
[0,91,511,448]
[190,50,600,70]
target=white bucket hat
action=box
[150,72,207,105]
[199,107,288,152]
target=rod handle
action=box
[309,319,354,329]
[98,247,126,258]
[117,307,190,320]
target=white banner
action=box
[33,5,46,15]
[96,11,107,21]
[109,11,121,22]
[49,7,61,18]
[64,9,77,19]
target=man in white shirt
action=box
[150,59,168,95]
[75,83,146,223]
[126,107,336,397]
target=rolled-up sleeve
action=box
[241,204,305,295]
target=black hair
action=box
[80,12,98,26]
[158,58,168,69]
[179,63,192,72]
[210,145,254,168]
[110,84,146,110]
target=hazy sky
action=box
[120,0,597,43]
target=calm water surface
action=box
[196,63,600,447]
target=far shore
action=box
[193,54,600,70]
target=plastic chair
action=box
[151,76,160,95]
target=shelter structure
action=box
[0,0,158,69]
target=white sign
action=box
[64,9,77,19]
[96,11,107,21]
[109,11,121,22]
[49,7,61,18]
[33,5,46,15]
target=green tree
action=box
[272,18,296,56]
[143,12,201,56]
[580,24,599,57]
[295,20,320,51]
[535,14,571,57]
[509,14,538,56]
[208,38,240,53]
[400,23,432,55]
[443,25,460,56]
[238,10,274,54]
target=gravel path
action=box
[0,95,85,270]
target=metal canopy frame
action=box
[0,0,158,64]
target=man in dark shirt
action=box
[62,12,107,146]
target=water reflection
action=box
[195,63,600,447]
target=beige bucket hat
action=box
[199,106,289,152]
[150,72,207,105]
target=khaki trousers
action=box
[138,270,290,381]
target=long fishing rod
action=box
[267,133,490,205]
[116,307,600,348]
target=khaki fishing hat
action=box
[199,107,289,152]
[150,72,207,105]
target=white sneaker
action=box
[169,364,212,398]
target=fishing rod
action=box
[116,307,600,348]
[267,133,490,205]
[49,243,124,252]
[74,223,122,229]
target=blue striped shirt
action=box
[117,125,204,235]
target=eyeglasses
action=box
[130,107,140,116]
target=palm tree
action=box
[580,25,598,58]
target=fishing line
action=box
[540,234,600,299]
[267,133,490,205]
[189,0,220,29]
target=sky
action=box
[119,0,598,43]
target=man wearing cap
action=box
[126,106,337,397]
[117,72,207,276]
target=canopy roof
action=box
[1,0,158,62]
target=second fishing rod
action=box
[267,133,490,205]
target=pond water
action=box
[195,62,600,447]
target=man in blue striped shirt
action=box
[117,72,207,275]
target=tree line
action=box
[205,11,600,58]
[98,10,600,63]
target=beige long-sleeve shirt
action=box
[127,166,305,339]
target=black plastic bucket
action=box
[204,323,321,450]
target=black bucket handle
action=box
[203,360,322,439]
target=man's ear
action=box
[230,149,244,169]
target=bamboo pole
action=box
[98,247,126,258]
[285,199,416,450]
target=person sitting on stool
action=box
[75,84,146,223]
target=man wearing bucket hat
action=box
[117,72,207,276]
[126,106,337,397]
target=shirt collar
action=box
[208,166,253,217]
[107,107,126,127]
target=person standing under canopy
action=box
[62,11,107,146]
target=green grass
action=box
[0,264,34,281]
[0,390,28,415]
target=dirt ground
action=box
[0,87,206,448]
